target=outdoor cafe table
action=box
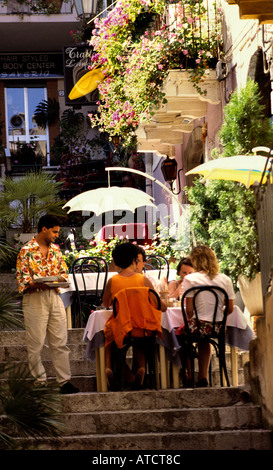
[82,304,254,392]
[60,269,176,328]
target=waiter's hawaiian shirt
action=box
[16,237,68,294]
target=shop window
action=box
[5,85,49,168]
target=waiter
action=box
[16,214,79,394]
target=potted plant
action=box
[33,98,60,129]
[0,172,65,243]
[50,108,93,164]
[10,140,43,171]
[186,79,273,316]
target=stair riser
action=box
[0,344,87,362]
[61,406,263,435]
[5,430,273,451]
[0,360,96,378]
[0,405,263,437]
[0,329,85,346]
[61,388,243,413]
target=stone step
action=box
[0,324,271,451]
[0,327,249,390]
[0,403,263,436]
[63,405,263,436]
[62,387,243,412]
[0,328,249,370]
[0,328,85,345]
[1,388,272,450]
[0,359,96,378]
[0,343,87,361]
[0,375,97,393]
[5,427,273,451]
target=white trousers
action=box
[23,289,71,385]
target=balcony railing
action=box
[255,147,273,298]
[0,0,73,15]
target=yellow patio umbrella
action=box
[186,155,272,188]
[68,67,106,100]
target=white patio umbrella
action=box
[62,186,156,215]
[186,155,272,188]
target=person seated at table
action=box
[176,245,235,387]
[168,257,194,300]
[134,244,157,289]
[102,242,166,390]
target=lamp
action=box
[112,135,121,147]
[161,155,182,195]
[74,0,98,18]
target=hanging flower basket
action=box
[88,0,223,148]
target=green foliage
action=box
[50,108,95,162]
[62,225,189,270]
[0,171,65,232]
[187,79,273,286]
[33,98,60,130]
[0,288,22,330]
[0,363,63,448]
[219,78,273,155]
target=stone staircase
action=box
[0,328,272,450]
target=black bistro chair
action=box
[144,254,169,282]
[71,256,108,328]
[178,285,230,387]
[112,287,162,390]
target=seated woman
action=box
[168,257,194,299]
[176,245,235,387]
[102,242,166,390]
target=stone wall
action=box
[249,287,273,428]
[0,273,17,291]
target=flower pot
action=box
[14,232,37,248]
[238,272,263,316]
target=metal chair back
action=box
[144,254,170,281]
[180,285,230,387]
[71,256,108,327]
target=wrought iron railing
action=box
[255,144,273,298]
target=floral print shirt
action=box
[16,237,68,294]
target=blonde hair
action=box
[190,245,219,279]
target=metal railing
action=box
[255,144,273,298]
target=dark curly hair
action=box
[112,242,138,269]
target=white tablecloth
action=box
[60,269,176,309]
[83,304,254,363]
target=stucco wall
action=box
[249,289,273,427]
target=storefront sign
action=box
[0,53,63,79]
[63,45,99,106]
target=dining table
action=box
[82,303,254,392]
[60,269,176,328]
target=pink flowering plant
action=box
[62,226,185,270]
[88,0,222,147]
